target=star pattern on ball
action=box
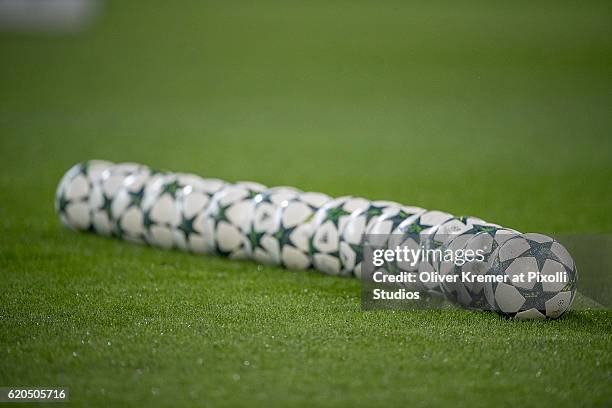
[161,179,183,199]
[178,214,197,239]
[100,194,113,219]
[490,239,561,282]
[143,209,155,231]
[211,203,231,227]
[396,209,411,220]
[57,193,70,214]
[256,192,274,204]
[468,224,496,234]
[246,189,260,199]
[349,242,362,259]
[519,239,557,270]
[247,229,266,251]
[403,218,425,236]
[323,204,351,226]
[128,187,145,208]
[363,205,385,224]
[274,226,297,251]
[77,162,89,176]
[385,210,412,230]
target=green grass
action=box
[0,1,611,406]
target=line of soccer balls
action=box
[55,160,578,320]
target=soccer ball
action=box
[89,162,148,236]
[310,196,370,276]
[173,176,226,253]
[433,218,501,277]
[485,233,578,319]
[363,205,426,263]
[341,202,425,278]
[438,226,519,309]
[383,210,454,293]
[55,160,113,231]
[111,169,154,244]
[368,206,427,237]
[202,181,267,258]
[392,211,454,270]
[245,186,301,265]
[422,215,489,273]
[274,192,332,270]
[420,216,491,294]
[140,172,204,249]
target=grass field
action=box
[1,1,611,406]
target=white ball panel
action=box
[183,193,209,218]
[550,241,575,270]
[150,195,179,224]
[495,282,526,314]
[515,308,546,320]
[314,253,341,275]
[282,247,310,270]
[289,224,311,251]
[506,257,538,290]
[498,237,530,262]
[312,222,339,253]
[299,192,331,207]
[216,222,245,253]
[66,175,90,200]
[226,200,254,232]
[121,207,144,235]
[420,211,453,227]
[540,259,569,292]
[66,202,90,230]
[149,226,175,249]
[545,291,573,318]
[92,212,113,236]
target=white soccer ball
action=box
[202,181,267,259]
[111,169,152,244]
[421,215,489,274]
[386,210,455,293]
[55,160,113,231]
[310,196,370,276]
[140,172,203,249]
[341,202,425,278]
[173,176,226,253]
[245,186,301,265]
[392,210,454,268]
[438,226,519,309]
[89,162,148,236]
[363,205,426,269]
[434,218,501,277]
[275,192,332,270]
[486,233,577,319]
